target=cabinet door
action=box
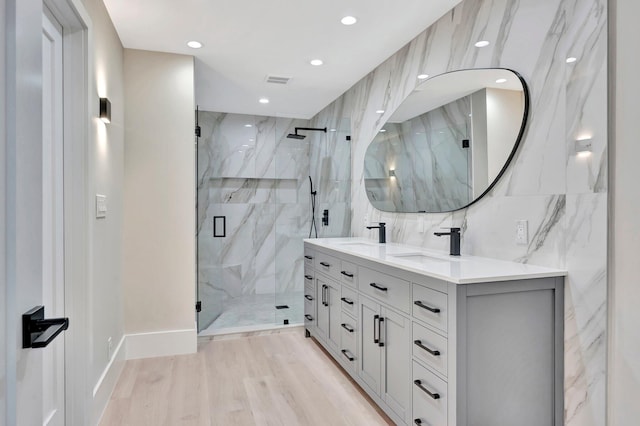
[327,280,341,352]
[316,277,330,342]
[381,306,412,424]
[358,296,382,395]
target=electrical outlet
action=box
[107,337,113,359]
[516,220,528,245]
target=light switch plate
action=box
[96,194,107,219]
[516,220,528,245]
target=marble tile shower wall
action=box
[309,0,606,424]
[197,111,311,330]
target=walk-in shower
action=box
[196,111,313,335]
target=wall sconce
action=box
[575,138,592,156]
[389,169,396,178]
[99,98,111,123]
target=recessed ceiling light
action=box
[249,138,255,142]
[341,16,357,25]
[379,129,387,133]
[310,59,324,66]
[244,124,253,128]
[259,97,269,104]
[475,40,490,47]
[329,128,337,132]
[566,57,577,63]
[417,74,429,80]
[496,78,507,83]
[376,110,385,114]
[187,41,202,49]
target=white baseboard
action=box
[92,335,126,424]
[125,328,197,360]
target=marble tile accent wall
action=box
[197,111,311,331]
[309,0,607,424]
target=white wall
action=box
[608,0,640,423]
[123,49,196,357]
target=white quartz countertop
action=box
[304,238,567,284]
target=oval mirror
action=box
[364,68,529,213]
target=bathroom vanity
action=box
[303,238,565,426]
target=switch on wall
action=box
[516,220,528,245]
[96,194,107,219]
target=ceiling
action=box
[103,0,461,119]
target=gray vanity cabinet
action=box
[316,275,341,352]
[359,295,412,424]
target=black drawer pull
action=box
[319,262,330,267]
[340,297,354,306]
[304,255,313,260]
[304,295,313,301]
[305,314,313,321]
[305,275,313,281]
[414,379,440,400]
[341,349,355,361]
[341,271,354,278]
[414,339,441,356]
[369,282,388,292]
[341,323,354,333]
[414,300,441,313]
[414,420,423,425]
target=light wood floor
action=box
[99,328,394,425]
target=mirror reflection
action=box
[364,69,528,213]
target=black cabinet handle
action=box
[340,297,354,306]
[341,271,354,278]
[370,282,388,292]
[304,255,313,260]
[378,317,385,347]
[373,314,379,344]
[341,323,354,333]
[414,379,440,400]
[414,420,423,425]
[323,285,329,306]
[319,261,330,267]
[414,339,441,356]
[305,314,313,321]
[305,295,313,301]
[341,349,355,362]
[414,300,441,313]
[305,275,313,281]
[322,285,326,306]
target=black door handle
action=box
[414,379,440,400]
[369,282,388,292]
[305,295,313,301]
[378,317,385,347]
[305,275,313,281]
[341,297,354,306]
[341,271,354,278]
[373,314,379,344]
[305,314,314,321]
[341,349,355,362]
[304,255,313,260]
[341,323,354,333]
[414,300,441,313]
[319,261,330,268]
[414,339,441,356]
[22,306,69,348]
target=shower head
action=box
[286,127,327,140]
[287,133,306,139]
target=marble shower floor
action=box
[199,291,304,336]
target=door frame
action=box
[44,0,93,423]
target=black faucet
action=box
[434,227,461,256]
[366,222,386,244]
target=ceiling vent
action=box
[266,75,291,85]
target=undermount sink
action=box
[390,252,457,263]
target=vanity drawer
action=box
[413,322,447,378]
[340,285,358,317]
[340,311,358,373]
[413,360,448,426]
[304,250,315,267]
[358,267,410,314]
[339,260,358,288]
[315,252,341,281]
[412,283,448,333]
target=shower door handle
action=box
[213,216,226,237]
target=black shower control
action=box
[322,209,329,226]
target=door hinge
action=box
[196,301,202,313]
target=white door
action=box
[40,8,66,425]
